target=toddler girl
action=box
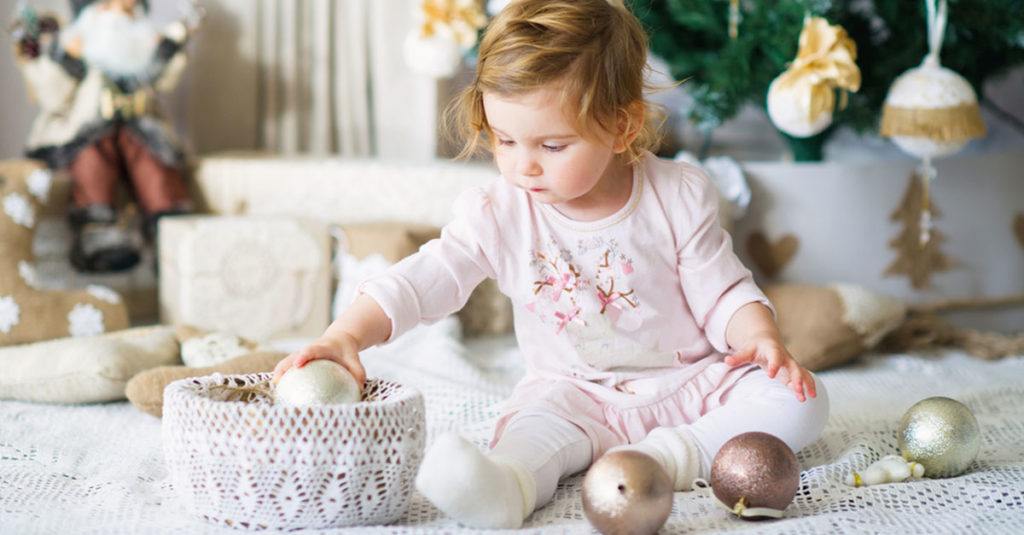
[274,0,828,528]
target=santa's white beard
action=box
[62,5,160,78]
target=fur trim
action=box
[72,0,149,19]
[25,120,185,171]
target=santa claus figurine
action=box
[12,0,201,272]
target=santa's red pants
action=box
[69,128,189,215]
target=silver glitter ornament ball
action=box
[710,432,800,519]
[898,396,980,478]
[581,450,673,535]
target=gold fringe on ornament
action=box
[880,103,987,142]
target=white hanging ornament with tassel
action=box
[880,0,986,160]
[879,0,986,247]
[766,15,861,138]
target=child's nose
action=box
[516,151,541,176]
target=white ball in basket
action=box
[274,360,362,406]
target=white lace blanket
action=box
[3,318,1024,534]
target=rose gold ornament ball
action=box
[581,450,673,535]
[710,432,800,519]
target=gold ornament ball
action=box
[898,396,980,478]
[581,450,673,535]
[710,432,800,519]
[273,359,362,406]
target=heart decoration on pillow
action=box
[1013,213,1024,250]
[747,231,799,278]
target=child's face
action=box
[483,88,632,220]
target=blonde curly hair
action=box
[445,0,664,163]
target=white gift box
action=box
[158,215,331,341]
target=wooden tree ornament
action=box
[884,169,956,289]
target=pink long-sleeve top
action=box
[360,152,769,407]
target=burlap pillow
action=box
[766,283,907,371]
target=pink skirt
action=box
[492,360,759,459]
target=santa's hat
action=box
[71,0,149,19]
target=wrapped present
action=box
[158,215,330,341]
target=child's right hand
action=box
[272,333,367,389]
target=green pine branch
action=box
[632,0,1024,156]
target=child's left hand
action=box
[724,334,817,402]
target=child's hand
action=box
[724,334,817,402]
[272,332,366,389]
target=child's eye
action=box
[542,144,565,152]
[498,139,515,147]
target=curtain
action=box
[185,0,445,160]
[256,0,372,155]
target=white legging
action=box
[490,371,829,509]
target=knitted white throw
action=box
[2,316,1024,533]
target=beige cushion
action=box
[192,155,495,227]
[0,325,179,403]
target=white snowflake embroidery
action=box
[26,169,53,204]
[86,285,121,304]
[181,333,250,368]
[18,261,42,290]
[68,303,105,337]
[3,193,35,228]
[0,295,21,334]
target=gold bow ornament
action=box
[403,0,487,79]
[766,16,861,138]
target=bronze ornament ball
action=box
[709,432,800,519]
[898,396,981,478]
[581,450,673,535]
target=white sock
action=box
[490,412,592,510]
[609,426,701,491]
[414,433,535,528]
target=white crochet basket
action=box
[162,373,425,531]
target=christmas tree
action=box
[632,0,1024,160]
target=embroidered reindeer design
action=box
[596,278,637,314]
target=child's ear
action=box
[613,101,645,153]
